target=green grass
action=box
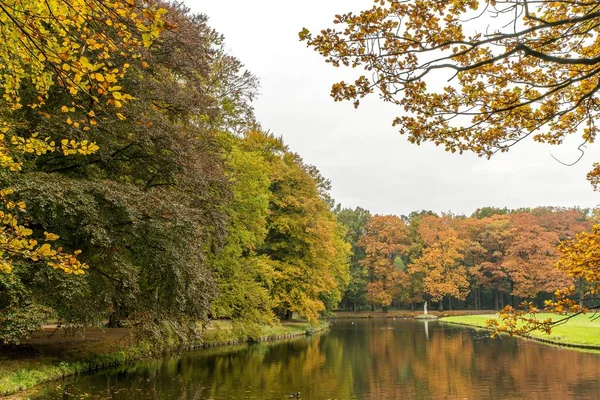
[441,313,600,348]
[0,352,129,396]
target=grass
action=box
[441,313,600,349]
[0,320,328,396]
[0,354,128,396]
[0,327,134,396]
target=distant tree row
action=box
[336,206,595,312]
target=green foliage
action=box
[210,134,275,328]
[336,207,371,311]
[0,270,53,344]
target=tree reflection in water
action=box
[35,319,600,399]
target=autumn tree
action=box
[0,0,170,343]
[531,207,591,241]
[409,216,469,310]
[358,215,409,310]
[245,130,350,323]
[209,132,276,337]
[503,213,569,300]
[470,216,513,310]
[0,4,256,343]
[301,0,600,180]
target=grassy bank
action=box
[0,320,327,396]
[441,313,600,350]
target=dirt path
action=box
[1,326,132,365]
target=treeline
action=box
[336,206,595,312]
[0,4,349,344]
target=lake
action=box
[33,319,600,399]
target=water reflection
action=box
[34,319,600,399]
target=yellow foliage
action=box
[0,0,167,111]
[0,190,87,274]
[0,0,168,275]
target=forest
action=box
[0,2,352,345]
[336,206,595,312]
[0,0,598,348]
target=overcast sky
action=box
[188,0,600,217]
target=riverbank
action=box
[330,309,494,319]
[441,314,600,351]
[0,320,328,396]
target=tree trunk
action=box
[448,296,452,310]
[284,309,293,320]
[438,301,443,311]
[493,290,499,310]
[106,303,124,328]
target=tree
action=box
[503,213,569,299]
[209,132,276,335]
[0,4,246,343]
[336,206,371,311]
[0,0,169,342]
[489,224,600,336]
[0,0,167,110]
[409,216,469,310]
[531,207,591,241]
[472,207,509,220]
[301,0,600,184]
[358,215,409,309]
[246,130,350,322]
[471,216,513,309]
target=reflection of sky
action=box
[188,0,600,216]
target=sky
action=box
[188,0,600,217]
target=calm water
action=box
[33,319,600,399]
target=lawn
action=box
[441,313,600,348]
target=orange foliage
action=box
[358,215,408,308]
[409,216,469,302]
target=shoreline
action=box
[329,309,495,319]
[0,320,328,397]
